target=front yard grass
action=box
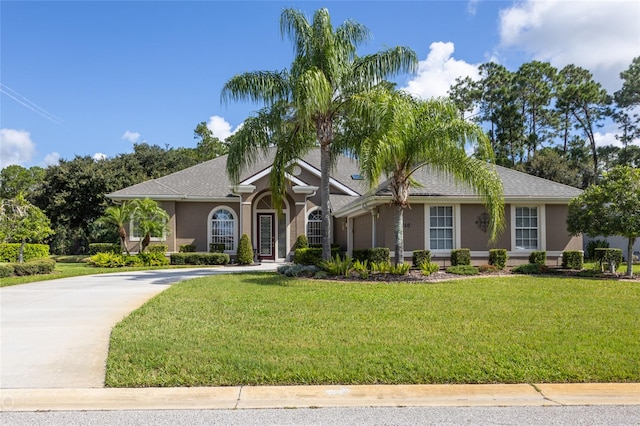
[105,273,640,387]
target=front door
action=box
[258,213,275,260]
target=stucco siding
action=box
[175,202,240,252]
[352,214,372,250]
[545,204,583,252]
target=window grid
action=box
[429,206,453,250]
[307,210,323,246]
[515,207,538,250]
[211,209,235,251]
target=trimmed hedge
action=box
[586,239,609,260]
[12,258,56,276]
[294,247,341,266]
[450,249,471,266]
[512,263,548,275]
[209,243,226,253]
[594,248,623,270]
[170,252,230,265]
[147,244,168,254]
[89,243,121,255]
[412,250,431,267]
[0,263,15,277]
[0,243,50,262]
[179,244,196,253]
[236,233,254,265]
[352,247,390,265]
[562,251,584,270]
[89,252,171,268]
[489,249,508,270]
[295,235,309,249]
[529,251,547,265]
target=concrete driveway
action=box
[0,265,279,389]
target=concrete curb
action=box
[1,383,638,412]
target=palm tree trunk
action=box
[394,203,404,266]
[317,118,334,261]
[118,226,129,255]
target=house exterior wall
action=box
[333,217,348,250]
[352,214,372,250]
[460,204,511,251]
[545,204,582,252]
[175,201,241,252]
[375,204,425,251]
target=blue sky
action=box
[1,0,639,169]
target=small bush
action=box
[446,265,479,275]
[147,244,168,254]
[0,243,50,262]
[450,249,471,266]
[169,253,230,265]
[12,259,56,276]
[123,255,144,267]
[420,262,440,276]
[352,247,390,265]
[89,243,121,255]
[370,261,391,274]
[412,250,432,267]
[586,239,609,260]
[389,262,411,275]
[529,251,547,265]
[137,251,169,266]
[320,254,353,276]
[562,251,584,270]
[512,263,548,275]
[594,248,623,271]
[236,234,254,265]
[294,247,340,266]
[179,244,197,253]
[89,252,125,268]
[209,243,226,253]
[295,235,309,249]
[352,259,369,279]
[277,264,319,277]
[0,263,15,277]
[488,249,508,270]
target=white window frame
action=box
[511,205,546,252]
[428,205,455,251]
[306,207,323,246]
[424,205,461,253]
[208,206,237,253]
[129,219,166,242]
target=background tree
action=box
[130,198,169,252]
[0,194,54,262]
[567,166,640,277]
[193,122,229,161]
[352,90,504,266]
[0,165,45,201]
[222,7,417,260]
[613,56,640,147]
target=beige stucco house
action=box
[108,148,583,266]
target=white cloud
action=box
[93,152,107,161]
[594,132,622,149]
[498,0,639,91]
[402,42,480,99]
[0,128,36,168]
[121,130,141,143]
[43,152,60,166]
[207,115,240,140]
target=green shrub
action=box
[446,265,479,275]
[320,254,353,276]
[0,243,50,262]
[586,239,609,260]
[209,243,226,253]
[169,253,230,265]
[370,261,391,274]
[594,248,623,271]
[478,264,498,273]
[12,259,56,276]
[123,255,144,267]
[179,244,197,253]
[0,263,15,277]
[147,244,168,254]
[294,247,340,266]
[88,243,121,255]
[389,262,411,275]
[488,249,508,270]
[562,251,584,270]
[89,252,125,268]
[420,262,440,276]
[528,251,547,265]
[295,235,309,249]
[352,247,390,265]
[277,264,319,278]
[512,263,548,275]
[412,250,431,267]
[352,259,369,279]
[450,249,471,266]
[236,234,254,265]
[137,252,169,266]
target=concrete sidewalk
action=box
[1,383,639,411]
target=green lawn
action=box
[105,273,640,387]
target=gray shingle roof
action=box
[108,149,581,206]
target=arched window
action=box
[210,207,236,251]
[306,209,323,246]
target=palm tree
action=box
[222,7,417,260]
[96,202,133,254]
[130,198,169,253]
[352,90,505,266]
